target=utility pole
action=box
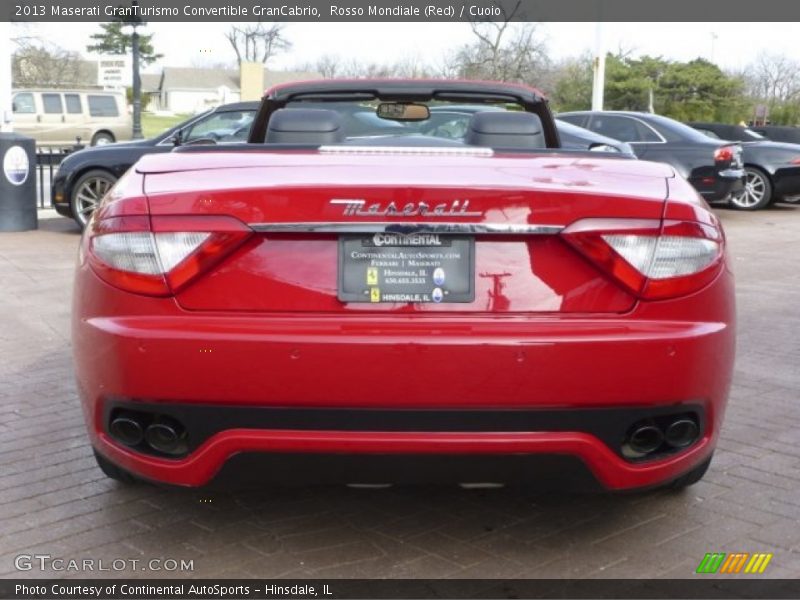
[0,22,13,133]
[131,27,142,139]
[121,19,143,139]
[591,21,606,111]
[710,32,718,63]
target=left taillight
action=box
[85,215,252,296]
[562,218,725,301]
[714,144,742,168]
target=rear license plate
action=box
[338,233,475,303]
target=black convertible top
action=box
[265,79,544,104]
[248,79,557,147]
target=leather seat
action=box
[265,108,345,144]
[464,112,546,149]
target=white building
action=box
[146,67,321,114]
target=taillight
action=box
[714,144,741,167]
[85,215,251,296]
[791,157,800,165]
[562,218,724,300]
[713,146,734,162]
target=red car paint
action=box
[73,81,735,490]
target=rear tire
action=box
[667,454,713,490]
[70,169,118,229]
[93,450,138,484]
[729,167,772,211]
[91,131,115,146]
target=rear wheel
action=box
[729,167,772,210]
[93,450,138,484]
[71,169,117,228]
[91,131,115,146]
[667,454,713,490]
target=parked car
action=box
[689,122,800,208]
[748,125,800,145]
[406,105,635,156]
[12,89,131,146]
[74,79,734,492]
[557,111,745,207]
[72,80,735,490]
[52,101,258,227]
[555,118,636,156]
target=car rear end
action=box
[689,142,745,201]
[73,149,735,491]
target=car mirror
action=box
[377,102,430,122]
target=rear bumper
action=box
[74,263,735,490]
[93,429,715,490]
[773,169,800,199]
[692,168,745,201]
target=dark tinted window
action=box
[695,128,720,139]
[632,120,662,142]
[183,110,256,142]
[557,113,589,128]
[12,93,35,114]
[589,115,662,142]
[88,95,119,117]
[65,94,82,114]
[642,114,715,143]
[588,115,636,141]
[42,93,63,114]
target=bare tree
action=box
[299,55,435,79]
[745,52,800,104]
[226,22,291,65]
[12,36,88,88]
[311,54,342,78]
[448,1,549,83]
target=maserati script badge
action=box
[330,199,482,218]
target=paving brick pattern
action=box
[1,208,799,579]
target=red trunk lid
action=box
[139,150,672,314]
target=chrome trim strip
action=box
[318,145,494,156]
[249,222,564,235]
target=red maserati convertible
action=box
[72,80,736,491]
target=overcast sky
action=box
[18,21,800,74]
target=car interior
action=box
[263,107,548,150]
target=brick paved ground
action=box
[0,206,798,580]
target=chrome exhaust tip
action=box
[665,419,699,449]
[623,425,664,458]
[109,416,144,447]
[144,420,188,456]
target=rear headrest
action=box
[266,108,345,144]
[464,112,546,149]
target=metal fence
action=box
[34,144,84,209]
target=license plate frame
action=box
[338,233,475,303]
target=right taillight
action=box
[562,218,724,300]
[84,215,252,297]
[714,144,742,168]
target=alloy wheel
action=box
[730,169,768,209]
[74,176,114,226]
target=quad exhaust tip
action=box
[109,412,188,457]
[627,425,664,456]
[108,416,144,447]
[665,419,700,449]
[144,419,188,457]
[622,416,700,459]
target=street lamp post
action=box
[591,21,606,111]
[131,26,142,139]
[121,21,143,140]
